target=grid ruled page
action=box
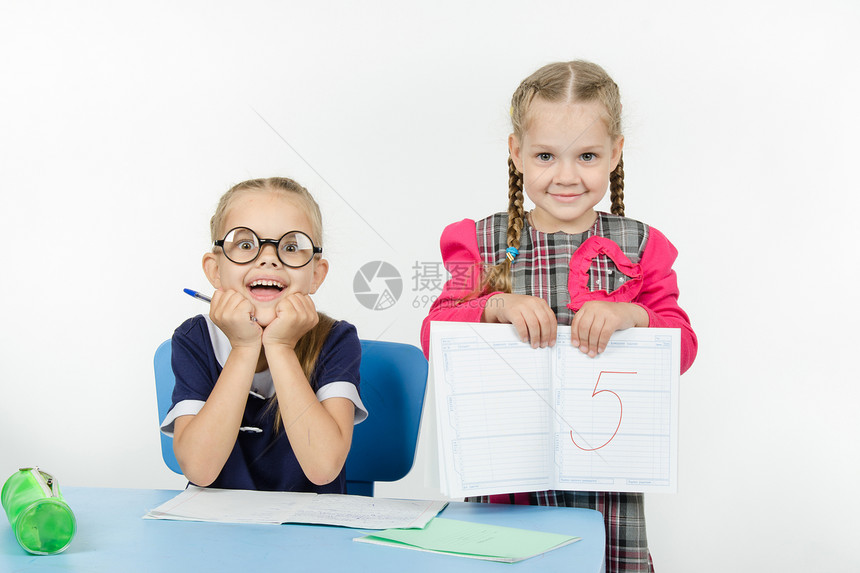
[430,322,679,497]
[432,323,553,497]
[553,327,679,493]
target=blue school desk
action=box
[0,488,606,572]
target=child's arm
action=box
[569,228,697,372]
[629,227,697,372]
[420,220,491,355]
[172,290,262,487]
[263,294,354,486]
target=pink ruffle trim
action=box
[567,236,643,311]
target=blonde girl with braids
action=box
[161,177,366,492]
[421,62,696,572]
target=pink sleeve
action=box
[635,227,698,373]
[420,219,501,357]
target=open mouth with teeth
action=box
[247,279,286,301]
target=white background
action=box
[1,2,858,571]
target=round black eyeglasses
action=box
[214,227,322,268]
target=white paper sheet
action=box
[430,322,679,496]
[144,486,447,529]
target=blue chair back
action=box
[153,339,182,474]
[153,338,428,495]
[347,339,428,496]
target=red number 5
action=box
[570,370,636,451]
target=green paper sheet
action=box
[354,517,580,563]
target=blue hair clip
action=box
[505,246,519,263]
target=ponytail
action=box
[270,313,336,432]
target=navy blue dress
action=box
[162,315,364,492]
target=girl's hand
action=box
[262,293,319,349]
[570,301,649,357]
[484,293,557,348]
[208,289,262,349]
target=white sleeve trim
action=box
[203,314,232,367]
[316,381,368,425]
[160,400,206,437]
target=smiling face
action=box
[510,98,624,234]
[202,189,328,327]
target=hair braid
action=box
[470,156,525,296]
[506,155,525,250]
[609,153,625,216]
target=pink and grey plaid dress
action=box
[421,211,698,573]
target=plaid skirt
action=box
[468,490,654,572]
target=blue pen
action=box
[183,288,212,303]
[183,288,258,321]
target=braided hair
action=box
[477,157,525,294]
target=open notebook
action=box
[428,322,680,497]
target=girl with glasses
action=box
[160,177,366,492]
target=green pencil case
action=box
[1,467,76,554]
